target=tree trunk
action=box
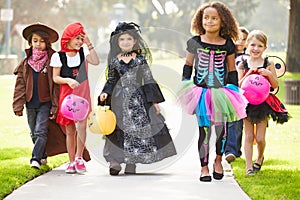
[286,0,300,72]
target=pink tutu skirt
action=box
[177,81,248,127]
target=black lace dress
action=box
[100,54,177,164]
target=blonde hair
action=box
[247,30,268,47]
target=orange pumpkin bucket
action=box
[88,106,116,135]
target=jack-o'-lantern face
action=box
[61,94,89,121]
[241,74,270,105]
[88,106,116,135]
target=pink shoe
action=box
[65,162,76,174]
[75,157,86,174]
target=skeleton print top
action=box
[186,36,235,88]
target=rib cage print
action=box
[196,48,226,88]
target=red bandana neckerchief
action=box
[28,48,48,72]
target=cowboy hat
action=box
[22,23,59,43]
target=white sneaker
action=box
[222,160,232,172]
[40,158,47,165]
[65,162,76,174]
[225,153,236,163]
[75,157,86,174]
[30,160,41,169]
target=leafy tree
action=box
[122,0,259,57]
[0,0,105,55]
[0,0,259,56]
[286,0,300,72]
[1,0,299,72]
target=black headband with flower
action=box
[110,22,141,37]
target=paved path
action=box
[5,138,250,200]
[3,70,250,200]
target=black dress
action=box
[100,54,177,164]
[242,58,290,124]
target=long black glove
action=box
[182,64,193,81]
[227,71,238,86]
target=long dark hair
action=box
[108,22,152,64]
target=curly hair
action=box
[191,1,239,41]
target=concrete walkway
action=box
[5,138,250,200]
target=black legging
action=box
[198,124,228,167]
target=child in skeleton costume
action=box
[178,2,248,182]
[98,22,176,176]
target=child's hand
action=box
[80,33,91,46]
[153,103,161,115]
[99,93,108,102]
[15,111,23,116]
[49,112,56,120]
[258,68,271,77]
[67,78,80,89]
[248,68,258,74]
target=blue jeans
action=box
[225,119,243,157]
[26,103,51,164]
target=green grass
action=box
[231,68,300,200]
[233,159,300,200]
[232,104,300,200]
[0,75,68,199]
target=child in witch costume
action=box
[13,23,60,169]
[98,22,177,175]
[51,22,99,174]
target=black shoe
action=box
[213,171,224,180]
[109,161,121,176]
[199,175,212,182]
[253,157,264,172]
[246,169,254,175]
[213,165,224,180]
[213,164,224,180]
[125,164,136,174]
[110,168,121,175]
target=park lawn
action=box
[232,70,300,200]
[232,104,300,200]
[0,75,68,199]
